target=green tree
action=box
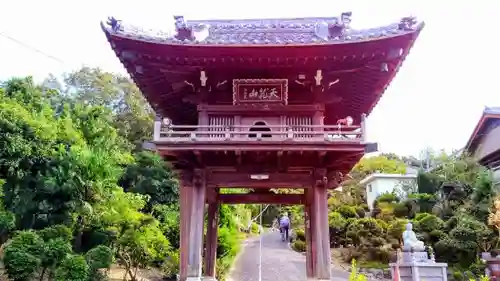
[3,229,73,281]
[3,231,43,281]
[350,155,407,180]
[53,255,90,281]
[417,172,439,194]
[53,67,155,149]
[119,151,179,211]
[96,189,171,281]
[0,73,247,280]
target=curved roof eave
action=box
[363,24,423,118]
[465,107,500,152]
[100,18,424,47]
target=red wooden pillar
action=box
[179,175,193,281]
[305,188,316,280]
[188,170,207,279]
[204,188,219,278]
[313,170,331,280]
[180,170,207,281]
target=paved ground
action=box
[227,232,351,281]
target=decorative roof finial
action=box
[173,15,210,42]
[340,12,352,27]
[173,16,193,41]
[106,16,121,32]
[328,11,352,39]
[398,16,418,31]
[174,16,187,30]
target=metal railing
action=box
[153,123,365,143]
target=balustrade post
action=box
[154,115,162,141]
[313,109,323,141]
[324,131,330,141]
[360,113,367,142]
[287,127,294,140]
[224,126,231,140]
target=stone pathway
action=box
[227,232,351,281]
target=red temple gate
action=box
[101,13,423,281]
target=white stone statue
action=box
[402,222,425,251]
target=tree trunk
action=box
[73,215,84,252]
[39,267,46,281]
[126,266,137,281]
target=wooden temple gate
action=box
[177,169,333,280]
[101,11,423,281]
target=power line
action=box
[0,31,66,65]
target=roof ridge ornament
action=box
[314,11,352,41]
[173,15,210,42]
[101,14,423,45]
[106,16,122,32]
[398,16,418,31]
[328,12,352,38]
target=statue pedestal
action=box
[396,224,447,280]
[176,276,217,281]
[481,252,500,279]
[390,261,448,281]
[402,251,428,262]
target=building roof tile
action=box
[101,14,423,46]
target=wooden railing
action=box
[153,123,366,143]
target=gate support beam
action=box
[219,193,304,204]
[204,188,219,278]
[179,175,192,281]
[305,188,316,279]
[313,169,331,280]
[180,170,207,281]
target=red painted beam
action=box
[207,172,312,189]
[219,193,304,205]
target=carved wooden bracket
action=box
[193,169,206,187]
[327,171,344,189]
[314,70,323,86]
[200,71,208,87]
[178,170,194,187]
[314,169,328,188]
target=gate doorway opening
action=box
[249,121,272,138]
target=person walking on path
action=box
[279,213,290,242]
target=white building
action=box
[465,107,500,188]
[359,173,418,210]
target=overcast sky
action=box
[1,0,499,157]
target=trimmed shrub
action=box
[295,229,306,242]
[291,240,306,252]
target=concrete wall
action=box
[471,124,500,187]
[474,125,500,160]
[365,176,417,210]
[493,169,500,189]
